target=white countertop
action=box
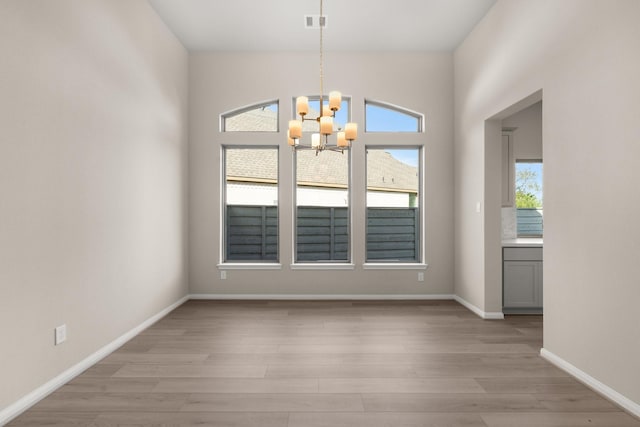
[502,238,543,247]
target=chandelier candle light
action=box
[287,0,357,154]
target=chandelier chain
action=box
[319,0,324,114]
[287,0,357,152]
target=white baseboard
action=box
[540,348,640,419]
[189,293,456,300]
[0,294,189,426]
[453,295,504,319]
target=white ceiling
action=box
[148,0,497,52]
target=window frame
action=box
[290,94,353,266]
[364,145,424,264]
[220,99,279,133]
[364,99,425,133]
[221,145,280,265]
[293,148,352,265]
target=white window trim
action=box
[293,148,353,265]
[364,98,425,133]
[217,263,282,270]
[290,263,355,271]
[222,145,280,264]
[220,99,279,132]
[363,263,428,270]
[365,145,425,265]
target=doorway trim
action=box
[484,89,543,316]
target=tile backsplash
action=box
[502,207,517,240]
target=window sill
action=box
[363,263,428,270]
[217,263,282,270]
[290,263,356,271]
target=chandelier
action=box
[287,0,357,154]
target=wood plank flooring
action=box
[9,300,640,427]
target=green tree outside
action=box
[515,167,542,208]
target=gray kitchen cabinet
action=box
[503,247,542,313]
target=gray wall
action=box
[0,0,189,409]
[189,52,454,295]
[455,0,640,405]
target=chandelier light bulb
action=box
[320,116,333,135]
[337,131,348,148]
[344,122,357,140]
[311,133,321,148]
[329,91,341,111]
[289,120,302,139]
[296,96,309,116]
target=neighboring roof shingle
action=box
[226,148,278,181]
[225,106,278,131]
[226,148,417,192]
[366,149,418,192]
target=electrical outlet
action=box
[418,272,424,282]
[55,324,67,345]
[220,270,227,280]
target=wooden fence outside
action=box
[366,207,420,262]
[225,205,419,262]
[517,208,543,237]
[225,206,278,261]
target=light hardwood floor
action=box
[9,300,640,426]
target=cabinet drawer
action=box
[503,247,543,261]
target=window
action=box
[366,148,421,262]
[365,100,423,132]
[293,96,351,263]
[223,147,278,261]
[295,149,350,263]
[221,101,278,132]
[515,160,543,237]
